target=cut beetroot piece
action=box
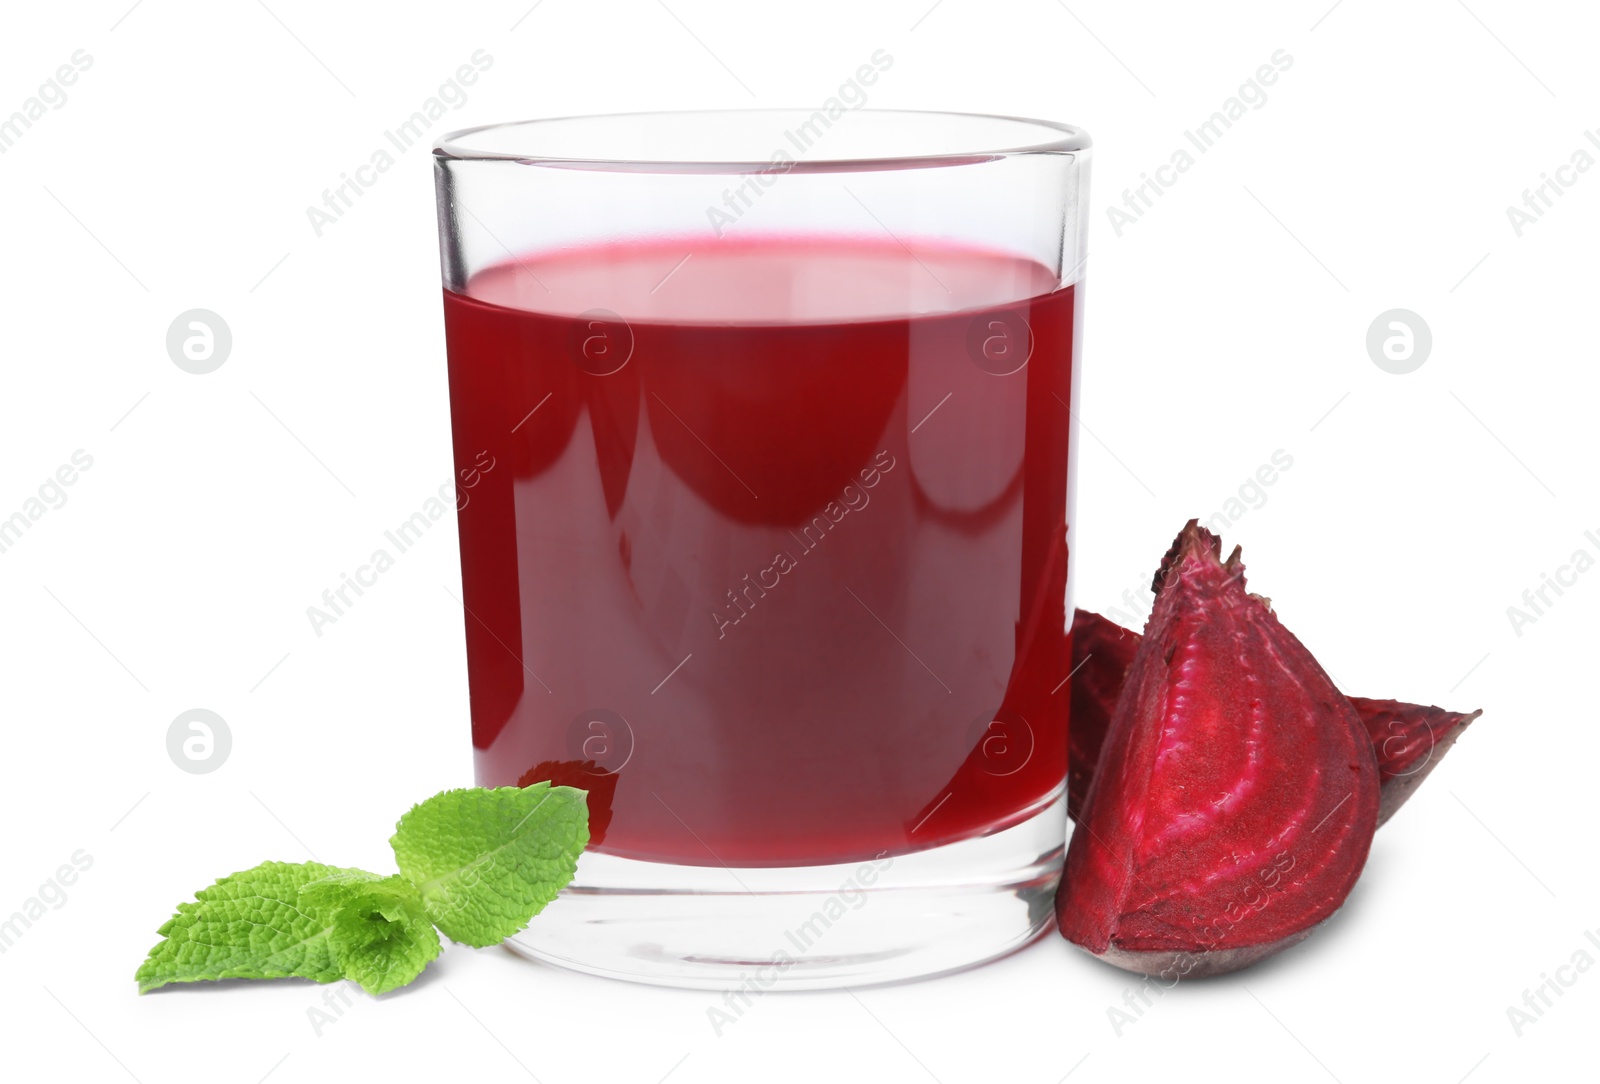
[1348,697,1482,828]
[1067,609,1141,822]
[1057,522,1380,977]
[1067,610,1481,829]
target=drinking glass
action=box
[432,109,1089,988]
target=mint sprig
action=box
[393,784,588,947]
[134,860,360,992]
[135,784,588,996]
[301,871,441,995]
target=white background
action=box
[1,1,1594,1081]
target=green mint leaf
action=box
[300,872,442,995]
[390,784,588,947]
[135,861,371,993]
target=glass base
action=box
[506,789,1065,990]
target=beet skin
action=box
[1067,609,1140,822]
[1348,697,1482,827]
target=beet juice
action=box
[443,235,1078,867]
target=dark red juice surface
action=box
[443,236,1079,866]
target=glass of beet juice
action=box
[432,110,1089,988]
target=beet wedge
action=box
[1068,610,1481,827]
[1067,609,1140,822]
[1348,698,1482,828]
[1057,522,1380,977]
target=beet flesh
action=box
[1056,523,1380,977]
[1069,611,1480,828]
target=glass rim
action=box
[433,108,1090,174]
